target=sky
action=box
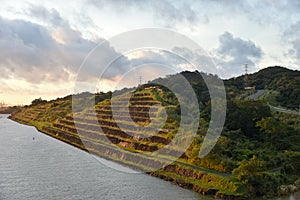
[0,0,300,105]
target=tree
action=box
[31,98,47,106]
[233,156,266,195]
[233,156,265,181]
[256,117,289,148]
[225,100,271,137]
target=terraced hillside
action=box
[10,87,245,199]
[10,97,71,129]
[9,68,300,199]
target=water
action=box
[0,115,298,200]
[0,115,207,200]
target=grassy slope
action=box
[10,89,246,199]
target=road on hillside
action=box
[249,89,266,100]
[270,106,299,115]
[249,89,299,115]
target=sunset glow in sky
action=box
[0,0,300,105]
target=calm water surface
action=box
[0,115,298,200]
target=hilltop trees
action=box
[31,98,47,106]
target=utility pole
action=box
[244,64,249,88]
[138,76,142,86]
[0,101,6,108]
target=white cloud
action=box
[215,32,263,77]
[284,21,300,60]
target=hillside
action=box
[225,66,300,109]
[9,66,300,199]
[0,106,21,114]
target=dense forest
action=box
[9,66,300,199]
[146,67,300,197]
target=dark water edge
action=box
[0,114,298,200]
[253,192,300,200]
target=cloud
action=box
[103,50,187,85]
[0,17,66,83]
[284,21,300,61]
[216,32,263,76]
[97,0,298,29]
[172,47,219,75]
[204,1,300,27]
[156,33,264,78]
[0,6,130,85]
[151,1,206,27]
[1,5,210,92]
[88,0,208,27]
[27,5,66,27]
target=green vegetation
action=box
[226,66,300,109]
[9,66,300,199]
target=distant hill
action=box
[149,66,300,109]
[0,106,21,114]
[225,66,300,109]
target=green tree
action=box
[256,117,289,148]
[31,98,47,106]
[233,156,266,195]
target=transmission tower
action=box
[0,101,6,108]
[138,76,142,86]
[244,64,249,88]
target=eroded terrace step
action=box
[55,118,170,140]
[95,105,160,112]
[44,125,185,161]
[57,118,171,144]
[72,116,168,135]
[94,110,157,118]
[65,115,171,134]
[77,112,152,123]
[11,114,35,122]
[10,116,32,124]
[49,124,165,153]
